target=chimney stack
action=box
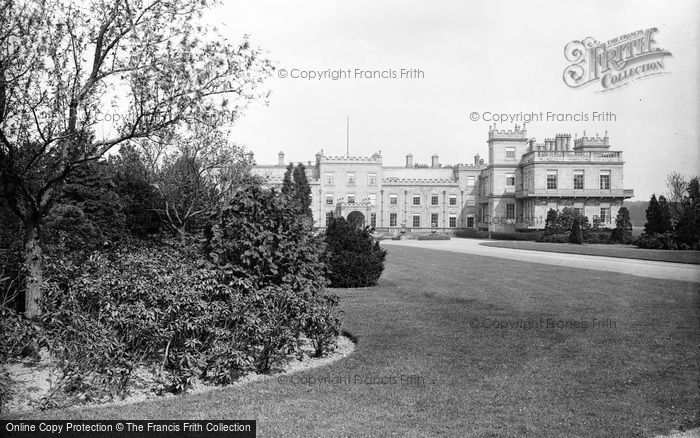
[406,153,413,168]
[474,154,480,166]
[431,154,439,168]
[278,151,285,166]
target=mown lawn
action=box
[9,246,699,437]
[480,240,700,265]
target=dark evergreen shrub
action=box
[489,232,543,241]
[324,217,386,288]
[569,218,583,244]
[539,233,570,243]
[43,161,126,249]
[108,145,162,237]
[644,194,673,235]
[612,206,633,243]
[207,178,327,293]
[454,229,489,238]
[636,232,678,250]
[416,234,450,240]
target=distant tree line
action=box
[637,173,699,250]
[538,172,699,250]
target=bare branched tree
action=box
[145,125,253,241]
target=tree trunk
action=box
[24,216,43,318]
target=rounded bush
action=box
[324,217,386,288]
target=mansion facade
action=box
[252,125,634,233]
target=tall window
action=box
[467,176,475,186]
[547,170,558,190]
[467,216,474,227]
[389,194,398,205]
[449,195,457,206]
[325,172,334,185]
[346,172,355,186]
[505,172,515,187]
[574,170,584,190]
[600,170,611,190]
[574,207,584,216]
[506,204,515,220]
[347,194,355,205]
[431,194,439,205]
[368,173,377,186]
[506,146,516,159]
[449,215,457,227]
[412,214,421,227]
[326,212,334,224]
[412,195,421,206]
[368,194,376,205]
[430,213,439,227]
[600,207,610,223]
[370,213,377,228]
[389,213,397,227]
[325,194,334,205]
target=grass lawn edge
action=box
[478,240,700,265]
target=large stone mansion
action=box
[252,125,634,233]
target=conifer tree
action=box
[292,163,312,219]
[612,206,632,243]
[281,163,295,197]
[568,217,583,244]
[644,194,661,235]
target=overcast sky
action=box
[211,0,699,200]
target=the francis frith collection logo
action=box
[563,28,672,92]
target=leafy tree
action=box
[612,206,633,244]
[568,217,583,244]
[666,171,689,218]
[672,177,700,248]
[324,217,386,288]
[558,207,577,232]
[0,0,272,316]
